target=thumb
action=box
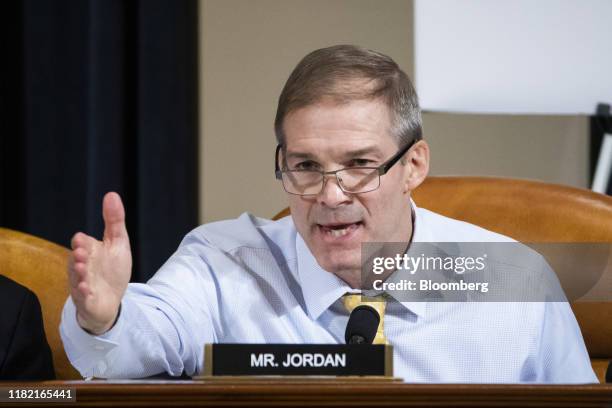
[102,192,128,241]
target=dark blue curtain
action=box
[0,0,199,282]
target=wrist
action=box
[77,304,122,335]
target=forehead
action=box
[282,98,396,157]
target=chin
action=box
[316,250,361,275]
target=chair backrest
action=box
[411,176,612,242]
[0,228,80,380]
[412,177,612,378]
[273,176,612,381]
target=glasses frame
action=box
[274,138,418,196]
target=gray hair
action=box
[274,44,422,149]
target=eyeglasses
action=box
[274,139,417,196]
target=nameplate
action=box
[203,344,393,376]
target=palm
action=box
[69,192,132,334]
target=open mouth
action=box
[317,222,363,238]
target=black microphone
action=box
[606,360,612,383]
[345,305,380,344]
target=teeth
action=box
[330,228,349,237]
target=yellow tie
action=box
[342,294,388,345]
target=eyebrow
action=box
[285,146,383,161]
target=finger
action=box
[73,247,89,264]
[70,288,84,308]
[67,256,89,288]
[73,261,88,279]
[71,232,96,254]
[71,232,83,250]
[67,255,79,289]
[102,192,129,242]
[70,279,89,306]
[77,281,92,298]
[69,261,87,290]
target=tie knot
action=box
[342,294,388,345]
[342,294,386,316]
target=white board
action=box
[414,0,612,114]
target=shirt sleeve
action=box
[60,233,221,379]
[536,300,598,383]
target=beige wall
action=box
[424,113,588,185]
[199,0,588,223]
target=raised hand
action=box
[68,192,132,335]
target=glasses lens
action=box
[281,168,380,195]
[337,168,380,193]
[282,171,322,195]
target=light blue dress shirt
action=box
[60,201,597,383]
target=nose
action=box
[316,174,352,208]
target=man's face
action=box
[282,98,422,287]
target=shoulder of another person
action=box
[0,275,31,310]
[0,275,39,355]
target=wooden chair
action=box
[0,228,80,380]
[273,176,612,383]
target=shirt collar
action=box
[295,199,427,320]
[295,233,355,320]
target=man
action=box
[60,45,596,382]
[1,275,55,380]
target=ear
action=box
[402,140,430,193]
